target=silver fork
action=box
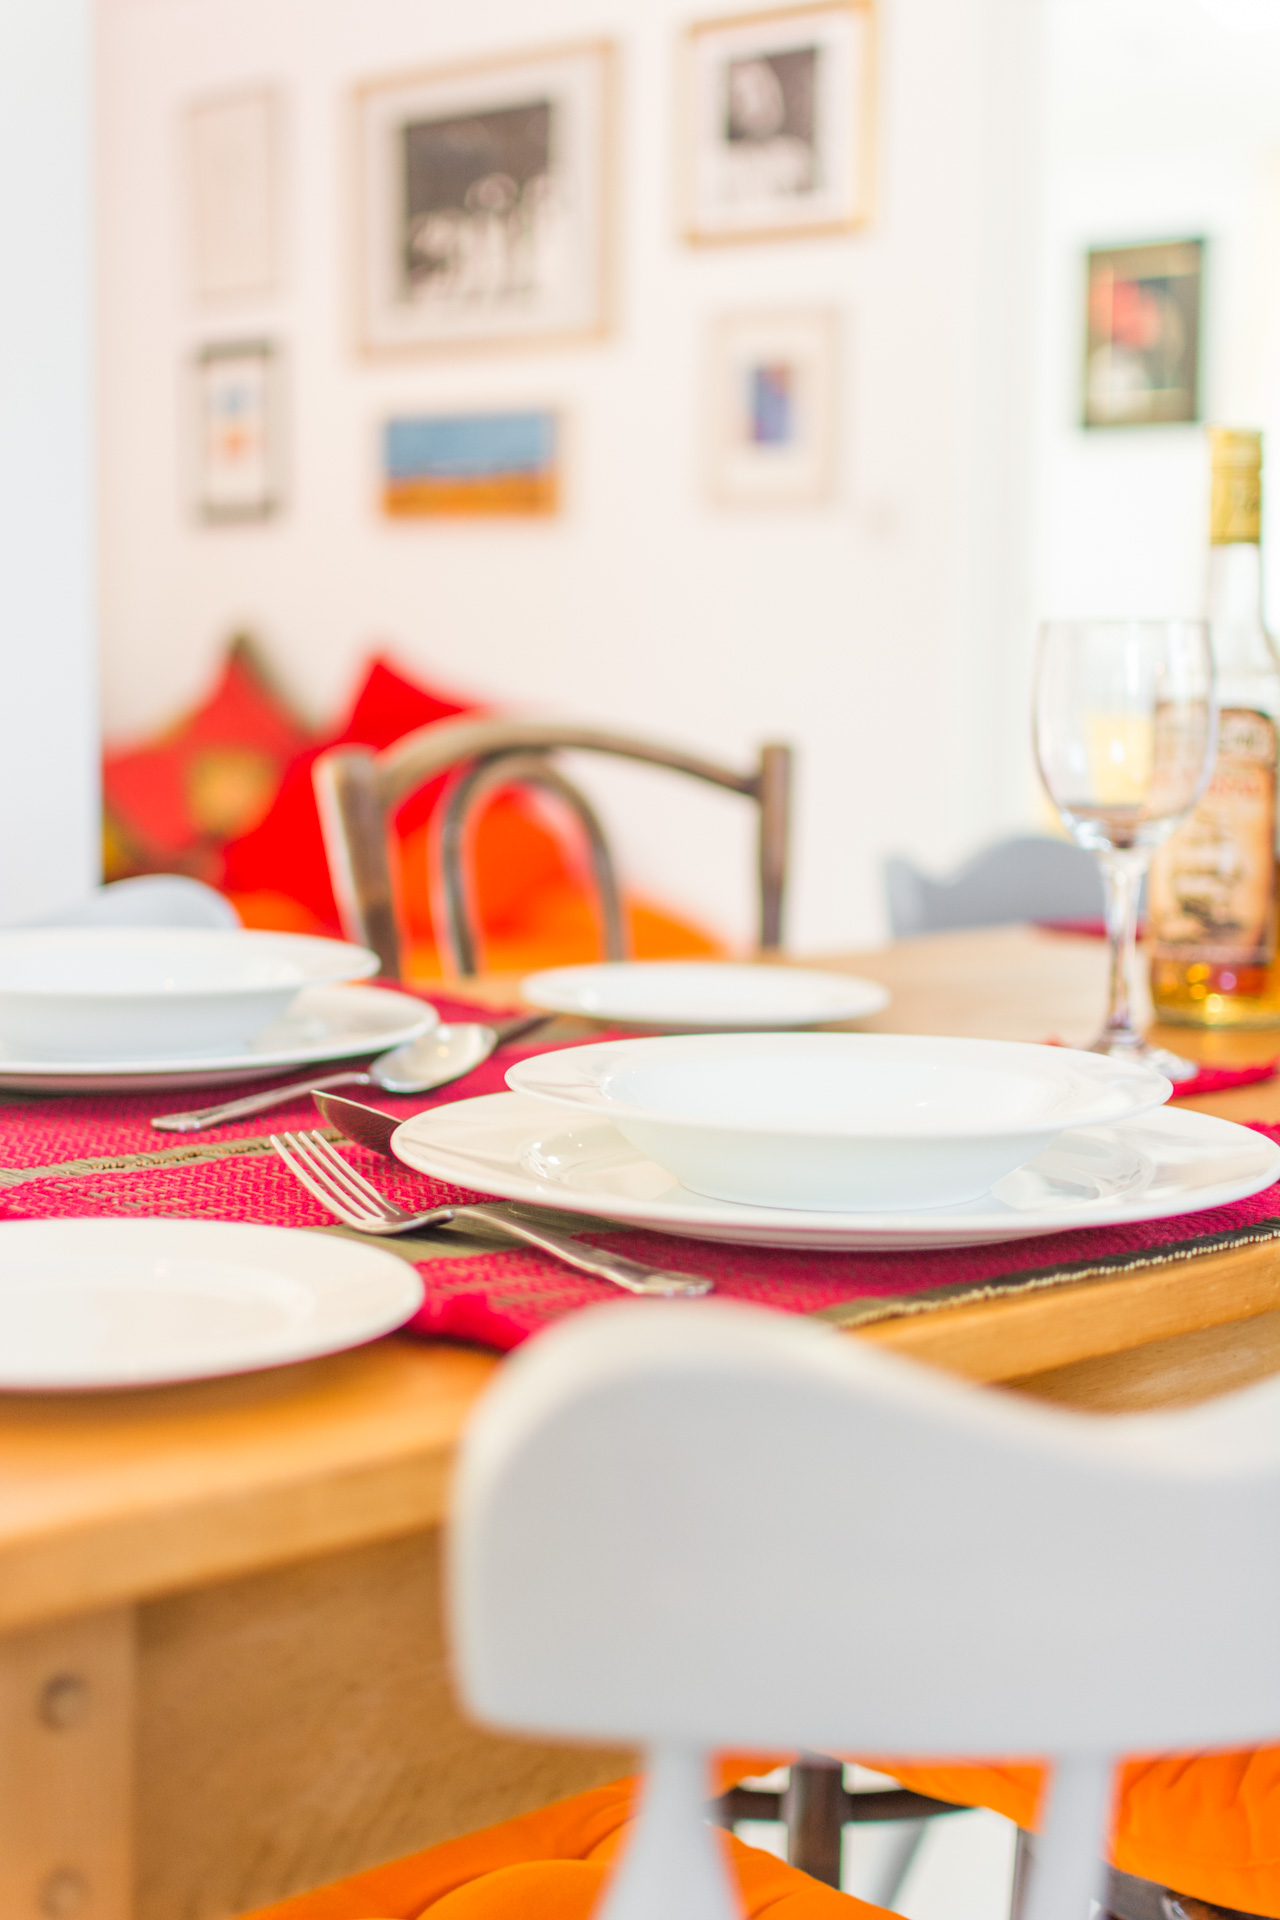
[271,1130,713,1298]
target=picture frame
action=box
[186,88,282,301]
[193,341,283,523]
[707,309,838,505]
[1083,239,1204,429]
[681,1,875,246]
[381,410,561,517]
[354,42,614,354]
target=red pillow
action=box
[103,636,311,881]
[219,655,478,929]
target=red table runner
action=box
[1,990,1277,1354]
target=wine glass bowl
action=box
[1034,620,1216,1077]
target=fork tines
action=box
[271,1129,403,1230]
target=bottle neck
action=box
[1207,539,1277,693]
[1208,539,1263,626]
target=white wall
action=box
[97,0,1044,952]
[1033,0,1280,630]
[0,0,98,922]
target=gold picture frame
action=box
[681,0,875,246]
[353,40,616,356]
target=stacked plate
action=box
[391,1030,1280,1252]
[0,927,436,1090]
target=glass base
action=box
[1087,1032,1200,1082]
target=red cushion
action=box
[219,655,475,930]
[103,636,311,880]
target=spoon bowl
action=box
[151,1013,547,1132]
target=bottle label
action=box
[1149,707,1278,964]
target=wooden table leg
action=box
[0,1607,135,1919]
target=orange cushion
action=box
[103,635,311,881]
[242,1772,887,1920]
[868,1754,1280,1918]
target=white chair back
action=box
[451,1301,1280,1920]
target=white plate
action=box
[507,1033,1171,1211]
[518,961,890,1030]
[0,1219,424,1389]
[0,928,379,1060]
[392,1092,1280,1250]
[0,983,437,1091]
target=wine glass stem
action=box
[1095,846,1149,1055]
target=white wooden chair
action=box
[451,1300,1280,1920]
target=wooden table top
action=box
[4,924,1280,1635]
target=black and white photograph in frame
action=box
[355,42,614,353]
[683,2,874,245]
[708,309,838,505]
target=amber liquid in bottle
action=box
[1149,429,1280,1026]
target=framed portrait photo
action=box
[355,42,614,354]
[682,1,874,245]
[708,309,838,505]
[194,341,283,523]
[1083,239,1204,428]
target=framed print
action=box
[382,411,560,516]
[187,89,281,300]
[355,43,613,354]
[1083,240,1204,428]
[682,2,874,245]
[194,342,283,522]
[708,309,837,505]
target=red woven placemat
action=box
[1,992,1278,1355]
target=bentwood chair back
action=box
[451,1301,1280,1920]
[313,718,792,977]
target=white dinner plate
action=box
[0,1219,424,1389]
[0,983,436,1092]
[392,1093,1280,1251]
[518,961,890,1030]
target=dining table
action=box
[6,923,1280,1920]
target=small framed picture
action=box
[355,43,614,354]
[682,2,874,245]
[194,342,283,522]
[381,410,560,517]
[1083,240,1204,428]
[186,89,281,301]
[708,310,838,505]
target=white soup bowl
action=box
[506,1032,1172,1211]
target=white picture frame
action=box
[354,41,614,354]
[682,2,875,245]
[708,309,838,505]
[186,88,282,301]
[194,341,283,523]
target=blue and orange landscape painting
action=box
[382,410,559,516]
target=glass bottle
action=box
[1149,428,1280,1026]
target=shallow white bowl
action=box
[0,928,379,1061]
[506,1032,1173,1211]
[519,960,890,1030]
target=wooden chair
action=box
[313,719,792,977]
[452,1298,1280,1920]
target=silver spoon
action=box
[150,1013,547,1133]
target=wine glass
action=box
[1033,619,1216,1080]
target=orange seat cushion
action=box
[242,1774,889,1920]
[867,1755,1280,1919]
